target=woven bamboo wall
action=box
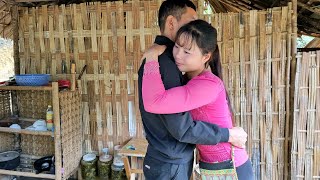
[291,51,320,180]
[17,0,164,154]
[16,1,295,179]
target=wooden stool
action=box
[119,138,148,180]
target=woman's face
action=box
[173,34,209,74]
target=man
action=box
[138,0,247,179]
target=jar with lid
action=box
[111,164,126,180]
[113,145,124,166]
[81,153,97,179]
[98,148,113,180]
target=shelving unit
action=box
[0,82,82,180]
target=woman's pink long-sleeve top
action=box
[142,61,248,167]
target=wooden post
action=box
[52,82,62,180]
[12,4,20,75]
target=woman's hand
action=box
[141,44,167,63]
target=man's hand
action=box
[140,44,167,63]
[228,127,247,148]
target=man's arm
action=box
[161,112,229,145]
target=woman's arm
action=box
[142,61,224,114]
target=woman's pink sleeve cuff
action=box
[143,61,160,75]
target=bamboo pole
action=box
[12,4,20,75]
[290,1,298,179]
[284,3,292,180]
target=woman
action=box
[141,19,253,180]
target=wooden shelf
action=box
[0,169,55,179]
[0,85,52,91]
[0,127,53,136]
[0,82,81,180]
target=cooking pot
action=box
[34,156,55,174]
[0,151,20,170]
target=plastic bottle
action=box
[46,105,54,131]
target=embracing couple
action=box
[138,0,254,179]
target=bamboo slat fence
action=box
[16,1,297,179]
[291,51,320,180]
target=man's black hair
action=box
[158,0,196,33]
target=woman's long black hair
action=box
[175,19,235,125]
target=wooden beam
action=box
[221,2,243,12]
[305,38,320,48]
[208,0,228,13]
[297,48,320,52]
[249,0,271,8]
[297,1,320,15]
[223,0,253,10]
[15,0,55,2]
[233,0,261,10]
[219,0,249,11]
[0,169,55,179]
[299,30,320,38]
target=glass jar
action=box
[111,164,126,180]
[98,148,113,180]
[113,145,124,166]
[81,153,97,179]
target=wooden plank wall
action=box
[291,51,320,180]
[200,4,293,180]
[17,1,295,179]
